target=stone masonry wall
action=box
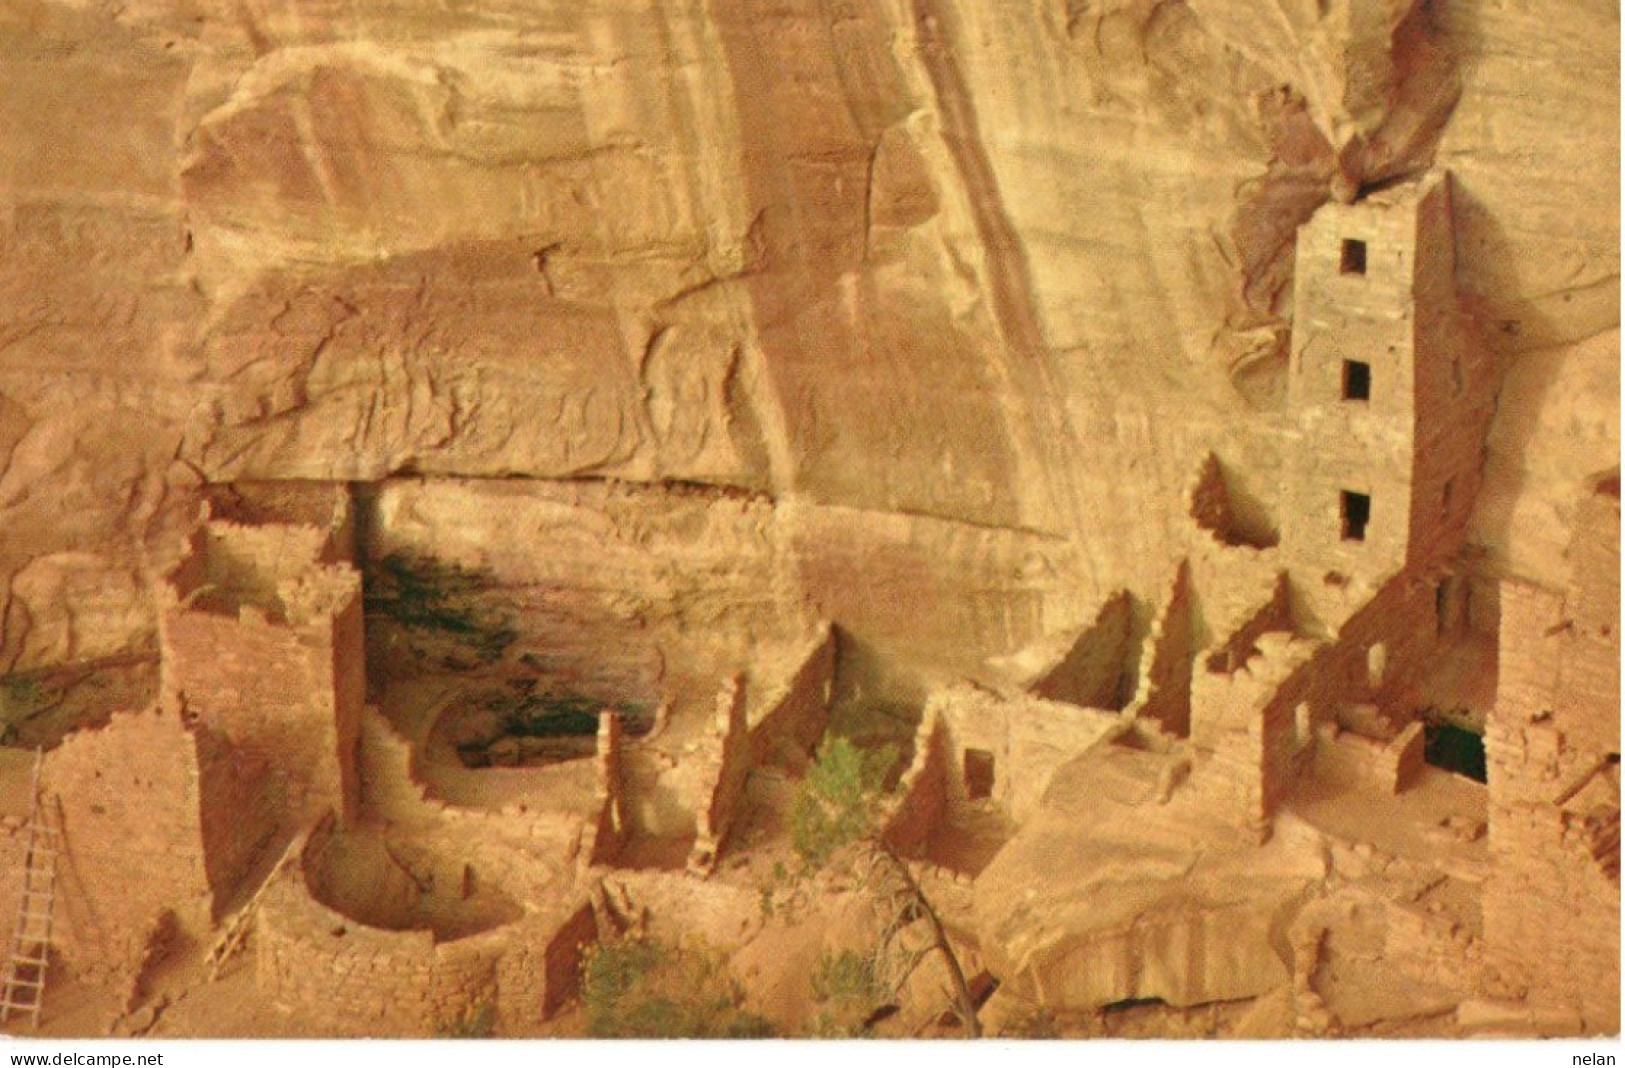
[579,712,629,871]
[254,821,593,1034]
[202,521,329,608]
[687,676,750,872]
[1484,575,1621,1032]
[160,569,362,830]
[193,726,279,909]
[1313,720,1425,795]
[256,862,496,1037]
[1404,176,1497,574]
[41,708,213,983]
[1282,180,1430,582]
[879,707,948,856]
[745,624,835,771]
[1029,590,1135,710]
[1129,560,1196,736]
[1190,633,1316,835]
[930,683,1124,822]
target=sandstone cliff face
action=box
[0,0,1615,675]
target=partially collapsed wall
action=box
[160,517,365,831]
[41,708,214,983]
[926,684,1124,823]
[1483,481,1621,1032]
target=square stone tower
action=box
[1281,172,1479,584]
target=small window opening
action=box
[1367,643,1387,689]
[1424,723,1487,784]
[1340,238,1368,276]
[1342,360,1372,401]
[1435,578,1457,637]
[1341,491,1371,542]
[1442,477,1456,516]
[964,748,995,801]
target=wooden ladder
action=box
[204,837,298,981]
[0,750,59,1029]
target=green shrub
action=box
[808,948,891,1037]
[580,936,773,1039]
[790,737,896,865]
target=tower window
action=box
[1341,491,1371,542]
[1340,238,1367,275]
[1342,360,1371,401]
[964,748,995,801]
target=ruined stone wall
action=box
[1556,486,1621,757]
[1296,567,1463,733]
[1028,590,1135,710]
[930,684,1123,822]
[1484,567,1621,1031]
[1188,454,1279,550]
[41,708,212,982]
[201,521,329,608]
[745,624,835,771]
[207,482,355,563]
[193,726,278,909]
[1202,577,1292,675]
[688,677,751,872]
[579,713,628,871]
[256,869,496,1037]
[880,708,948,856]
[1190,633,1316,834]
[1129,561,1196,736]
[327,590,365,823]
[160,572,361,829]
[508,899,596,1022]
[254,819,592,1035]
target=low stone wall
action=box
[255,821,594,1035]
[1314,720,1425,795]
